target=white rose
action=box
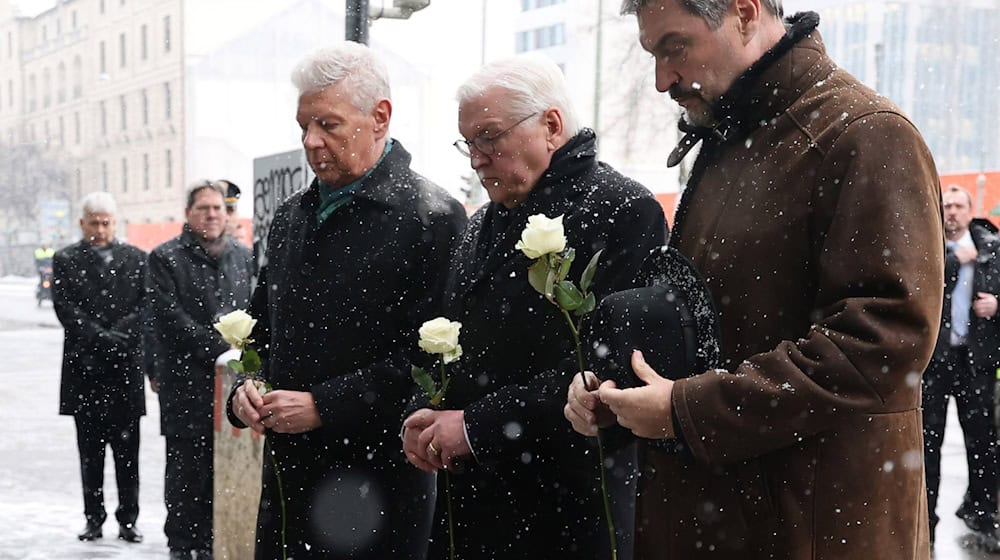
[515,214,567,259]
[418,317,462,361]
[214,309,257,348]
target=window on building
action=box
[515,23,566,52]
[99,100,107,135]
[42,68,51,108]
[143,153,150,190]
[101,161,108,191]
[57,62,66,104]
[74,111,80,144]
[164,81,172,120]
[121,157,128,192]
[140,25,148,60]
[59,116,64,145]
[56,19,61,36]
[7,80,12,108]
[7,31,11,59]
[100,0,106,14]
[76,168,82,199]
[44,120,50,145]
[28,74,36,112]
[163,15,171,53]
[165,149,173,186]
[41,25,47,43]
[521,0,565,10]
[99,41,106,74]
[119,33,126,67]
[72,11,77,29]
[72,56,82,98]
[141,89,149,125]
[119,94,127,130]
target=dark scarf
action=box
[667,11,821,167]
[198,235,228,259]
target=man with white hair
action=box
[53,192,147,545]
[402,54,667,558]
[227,41,466,559]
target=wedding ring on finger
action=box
[427,442,439,456]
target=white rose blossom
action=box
[515,214,567,259]
[213,309,257,348]
[418,317,463,364]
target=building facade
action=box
[1,0,184,230]
[787,0,1000,175]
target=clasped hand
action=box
[402,409,471,473]
[564,350,677,440]
[231,379,322,435]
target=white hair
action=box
[290,41,391,112]
[456,54,581,135]
[80,191,117,217]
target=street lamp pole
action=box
[977,172,987,217]
[346,0,370,45]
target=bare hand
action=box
[598,350,676,439]
[404,409,471,471]
[955,244,978,265]
[564,371,617,436]
[259,390,321,434]
[233,379,266,434]
[974,292,998,318]
[402,409,438,473]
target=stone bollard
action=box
[213,351,264,559]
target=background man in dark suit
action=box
[53,191,147,544]
[147,181,253,560]
[923,185,1000,547]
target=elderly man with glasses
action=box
[402,54,668,559]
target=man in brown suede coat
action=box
[565,1,943,558]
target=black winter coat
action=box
[424,130,668,559]
[147,226,253,437]
[934,219,1000,370]
[229,141,467,560]
[53,240,147,418]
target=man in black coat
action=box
[226,42,466,560]
[147,181,253,559]
[923,185,1000,546]
[402,55,668,559]
[53,192,147,544]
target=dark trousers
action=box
[73,412,140,526]
[922,345,999,531]
[164,434,213,551]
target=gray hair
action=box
[80,191,117,217]
[620,0,783,28]
[185,180,226,210]
[290,41,391,112]
[456,54,581,136]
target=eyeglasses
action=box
[453,112,539,158]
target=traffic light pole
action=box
[346,0,370,45]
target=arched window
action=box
[28,74,37,112]
[42,68,51,108]
[72,56,82,98]
[57,61,66,104]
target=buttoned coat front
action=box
[231,141,467,560]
